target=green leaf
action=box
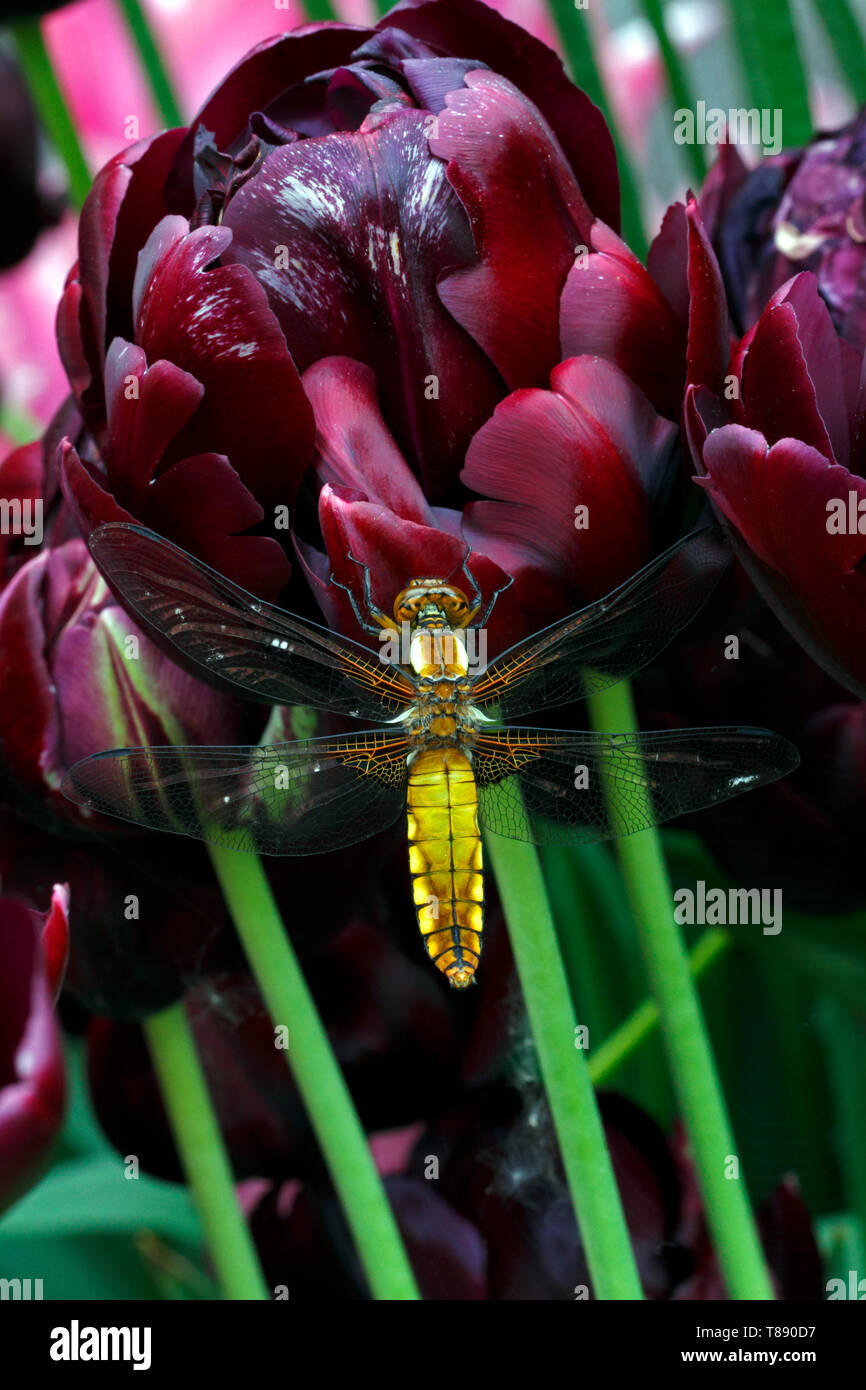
[587,678,776,1299]
[485,825,645,1299]
[116,0,183,128]
[728,0,812,147]
[56,1040,113,1160]
[545,0,648,258]
[660,829,854,1212]
[541,844,625,1039]
[0,1235,162,1301]
[778,926,866,1013]
[810,0,866,105]
[0,1155,201,1246]
[11,19,91,208]
[637,0,707,183]
[0,401,40,449]
[816,998,866,1251]
[546,841,673,1118]
[300,0,338,19]
[816,1212,865,1286]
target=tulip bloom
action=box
[0,537,265,1017]
[0,537,253,822]
[295,187,727,645]
[702,113,866,353]
[85,906,464,1182]
[636,593,866,913]
[238,1088,822,1300]
[687,273,866,699]
[56,0,624,600]
[49,0,733,643]
[0,891,67,1216]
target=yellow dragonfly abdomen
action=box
[407,746,483,989]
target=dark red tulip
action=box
[0,398,85,590]
[0,440,43,583]
[702,113,866,352]
[46,2,730,645]
[0,537,254,824]
[243,1174,487,1301]
[85,906,466,1179]
[37,881,70,1000]
[668,1128,823,1301]
[399,1089,686,1299]
[57,837,244,1019]
[695,119,866,699]
[294,343,697,653]
[236,1087,821,1299]
[453,195,725,632]
[0,894,66,1217]
[688,272,866,698]
[637,584,866,914]
[293,355,529,650]
[560,196,730,418]
[461,355,679,621]
[54,0,624,603]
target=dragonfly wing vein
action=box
[474,726,800,846]
[89,523,417,719]
[63,735,410,855]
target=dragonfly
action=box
[63,522,799,990]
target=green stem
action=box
[484,830,644,1300]
[116,0,183,128]
[586,677,775,1300]
[12,20,91,209]
[143,1001,270,1300]
[589,929,731,1086]
[208,847,420,1301]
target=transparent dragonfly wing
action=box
[63,730,412,855]
[88,523,417,720]
[470,528,729,720]
[473,725,800,847]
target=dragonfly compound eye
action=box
[393,581,472,626]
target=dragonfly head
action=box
[392,580,474,629]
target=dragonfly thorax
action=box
[409,626,469,678]
[392,582,475,679]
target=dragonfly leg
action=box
[458,544,514,627]
[472,569,515,628]
[329,553,392,634]
[458,546,483,611]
